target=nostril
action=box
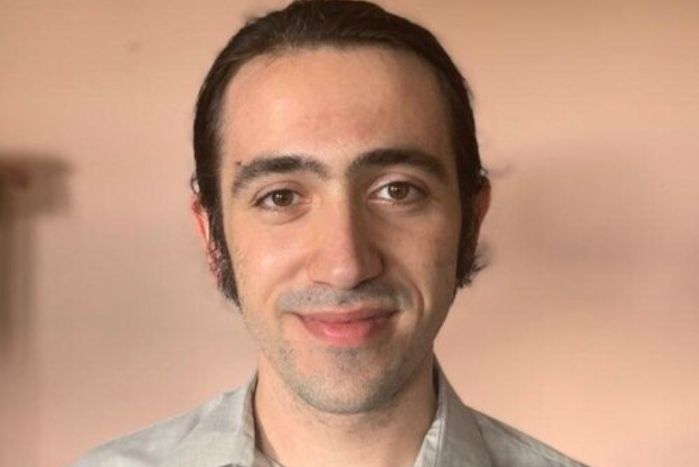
[305,237,383,290]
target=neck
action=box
[253,352,437,467]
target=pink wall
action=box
[1,1,697,465]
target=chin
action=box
[277,345,418,415]
[290,375,400,415]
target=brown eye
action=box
[271,190,294,206]
[387,182,410,200]
[256,189,301,210]
[373,181,424,203]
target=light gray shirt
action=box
[74,368,588,466]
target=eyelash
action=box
[254,189,304,211]
[371,181,425,204]
[253,181,426,211]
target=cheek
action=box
[417,229,459,286]
[225,223,307,305]
[408,204,461,265]
[392,212,461,301]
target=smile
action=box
[296,308,397,347]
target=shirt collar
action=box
[414,366,493,467]
[179,364,492,467]
[159,373,260,467]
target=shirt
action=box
[73,367,588,467]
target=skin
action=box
[193,46,490,467]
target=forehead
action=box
[219,45,454,172]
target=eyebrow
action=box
[344,148,448,181]
[230,147,448,195]
[231,155,329,194]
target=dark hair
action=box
[192,0,488,303]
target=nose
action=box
[305,201,383,290]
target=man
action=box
[76,1,587,466]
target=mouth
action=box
[296,308,397,347]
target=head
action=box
[191,0,490,413]
[193,0,489,305]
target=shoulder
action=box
[470,408,589,467]
[72,388,246,467]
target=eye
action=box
[255,189,302,210]
[373,181,425,203]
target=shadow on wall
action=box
[490,144,698,306]
[496,147,666,265]
[0,153,70,467]
[0,154,71,355]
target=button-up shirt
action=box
[74,368,587,466]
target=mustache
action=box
[276,281,413,313]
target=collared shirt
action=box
[74,368,588,467]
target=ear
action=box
[191,195,211,246]
[190,195,220,279]
[471,178,491,240]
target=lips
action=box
[297,308,396,347]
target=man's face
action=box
[215,46,465,413]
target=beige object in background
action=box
[0,1,697,466]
